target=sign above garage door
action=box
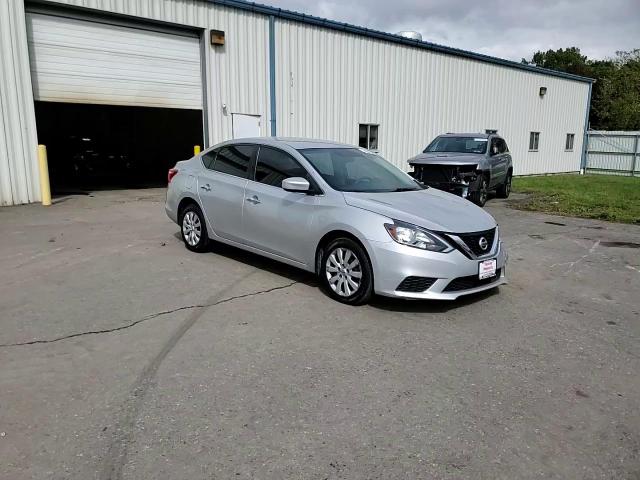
[26,13,203,110]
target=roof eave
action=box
[209,0,594,84]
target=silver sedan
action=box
[166,138,507,304]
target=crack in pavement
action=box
[0,281,298,348]
[100,271,293,480]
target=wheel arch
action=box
[177,195,200,220]
[314,229,373,277]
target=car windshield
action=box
[424,136,488,154]
[299,148,424,193]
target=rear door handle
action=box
[246,195,261,205]
[200,183,211,192]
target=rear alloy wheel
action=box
[320,238,373,305]
[180,204,209,252]
[496,172,512,198]
[472,176,489,207]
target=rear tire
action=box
[319,238,374,305]
[179,203,209,252]
[496,172,512,198]
[471,176,489,207]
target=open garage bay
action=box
[0,191,638,479]
[35,102,203,193]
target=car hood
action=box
[343,188,496,233]
[409,152,482,166]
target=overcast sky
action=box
[266,0,640,61]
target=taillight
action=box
[168,168,178,184]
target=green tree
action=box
[522,48,640,130]
[521,47,591,77]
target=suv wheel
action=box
[471,176,489,207]
[180,204,209,252]
[320,238,374,305]
[496,172,512,198]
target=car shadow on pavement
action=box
[369,287,500,313]
[173,233,501,312]
[173,232,318,287]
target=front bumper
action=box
[369,238,508,300]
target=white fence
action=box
[585,130,640,176]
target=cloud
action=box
[265,0,640,60]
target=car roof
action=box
[217,137,355,150]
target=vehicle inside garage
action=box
[35,102,203,192]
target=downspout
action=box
[580,81,593,173]
[268,15,277,136]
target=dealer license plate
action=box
[478,259,497,280]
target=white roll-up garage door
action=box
[26,12,202,110]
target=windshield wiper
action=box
[392,187,420,192]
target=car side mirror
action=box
[282,177,310,192]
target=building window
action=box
[529,132,540,151]
[359,124,378,150]
[565,133,575,151]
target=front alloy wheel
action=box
[473,177,489,207]
[321,238,373,305]
[497,172,512,198]
[326,247,362,297]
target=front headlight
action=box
[384,220,451,252]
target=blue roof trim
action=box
[209,0,593,84]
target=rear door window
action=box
[201,149,218,169]
[213,145,256,178]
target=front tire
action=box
[471,176,489,207]
[179,204,209,252]
[496,172,512,198]
[320,238,374,305]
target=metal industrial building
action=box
[1,0,593,206]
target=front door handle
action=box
[200,183,211,192]
[246,195,261,205]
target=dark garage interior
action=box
[35,102,204,193]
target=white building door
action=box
[232,114,261,139]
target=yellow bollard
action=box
[194,145,201,155]
[37,145,52,206]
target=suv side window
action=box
[213,145,256,178]
[201,149,218,170]
[498,138,508,154]
[255,146,312,188]
[490,138,500,156]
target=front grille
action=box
[417,165,456,183]
[455,228,496,256]
[413,164,477,185]
[443,269,501,292]
[396,276,437,293]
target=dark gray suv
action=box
[408,133,513,206]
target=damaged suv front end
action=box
[409,159,481,200]
[408,133,513,207]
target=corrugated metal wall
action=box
[0,0,39,206]
[1,0,591,205]
[586,131,639,176]
[275,20,590,175]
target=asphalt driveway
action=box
[0,189,638,479]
